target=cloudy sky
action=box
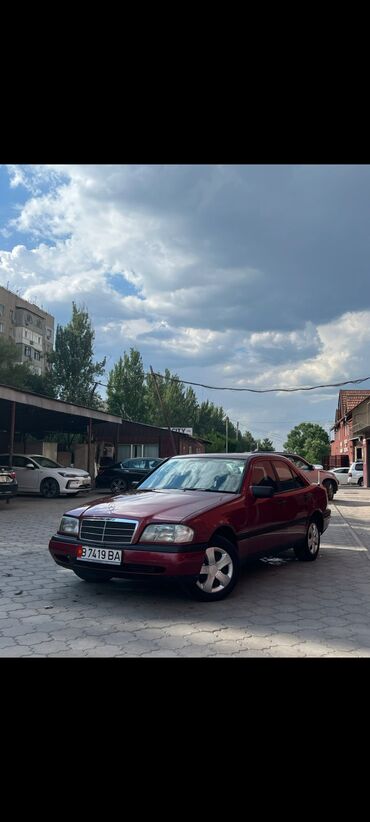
[1,163,370,448]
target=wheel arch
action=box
[311,509,324,534]
[209,526,238,551]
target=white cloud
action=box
[2,164,370,445]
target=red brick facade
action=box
[330,390,370,466]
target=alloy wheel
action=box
[307,521,319,556]
[196,545,234,595]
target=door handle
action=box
[276,498,286,505]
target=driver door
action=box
[242,458,291,557]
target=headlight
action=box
[58,472,79,478]
[140,523,194,543]
[58,516,80,536]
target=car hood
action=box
[66,489,231,523]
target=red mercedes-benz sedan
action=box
[49,452,331,601]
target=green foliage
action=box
[107,349,147,422]
[145,369,199,428]
[48,302,106,407]
[205,431,228,453]
[0,337,56,396]
[283,422,330,463]
[239,430,257,452]
[256,438,275,452]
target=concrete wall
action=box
[24,441,58,460]
[73,444,88,471]
[57,451,73,467]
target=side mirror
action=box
[250,485,275,498]
[26,463,35,470]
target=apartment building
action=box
[0,285,54,376]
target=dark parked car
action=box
[49,452,331,601]
[95,457,165,494]
[0,468,18,503]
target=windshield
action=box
[31,457,62,468]
[138,457,246,493]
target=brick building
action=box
[330,389,370,466]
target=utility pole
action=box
[236,421,239,448]
[225,416,229,453]
[150,366,177,456]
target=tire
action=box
[358,477,363,487]
[323,480,335,501]
[182,535,240,601]
[40,478,60,499]
[73,569,112,583]
[294,518,320,562]
[110,478,128,494]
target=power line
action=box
[150,372,370,394]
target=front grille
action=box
[80,518,138,544]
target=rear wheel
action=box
[110,478,128,494]
[40,478,60,498]
[182,536,240,601]
[294,518,320,562]
[73,569,112,583]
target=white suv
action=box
[0,454,91,498]
[347,461,364,486]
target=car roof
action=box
[0,454,56,462]
[168,452,294,462]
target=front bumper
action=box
[48,534,206,578]
[64,481,92,493]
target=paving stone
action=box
[2,490,370,656]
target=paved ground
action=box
[1,487,370,657]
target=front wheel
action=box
[182,536,240,601]
[294,518,320,562]
[40,478,60,498]
[358,477,363,487]
[73,569,112,583]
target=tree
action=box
[284,423,330,464]
[107,348,147,422]
[145,369,199,428]
[256,438,275,452]
[239,430,257,452]
[48,302,106,407]
[0,337,56,396]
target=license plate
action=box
[77,546,122,564]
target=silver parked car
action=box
[347,461,364,486]
[0,454,91,498]
[329,466,350,485]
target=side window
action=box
[12,456,29,468]
[250,460,278,490]
[355,463,363,471]
[0,455,9,467]
[293,458,310,471]
[273,460,305,491]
